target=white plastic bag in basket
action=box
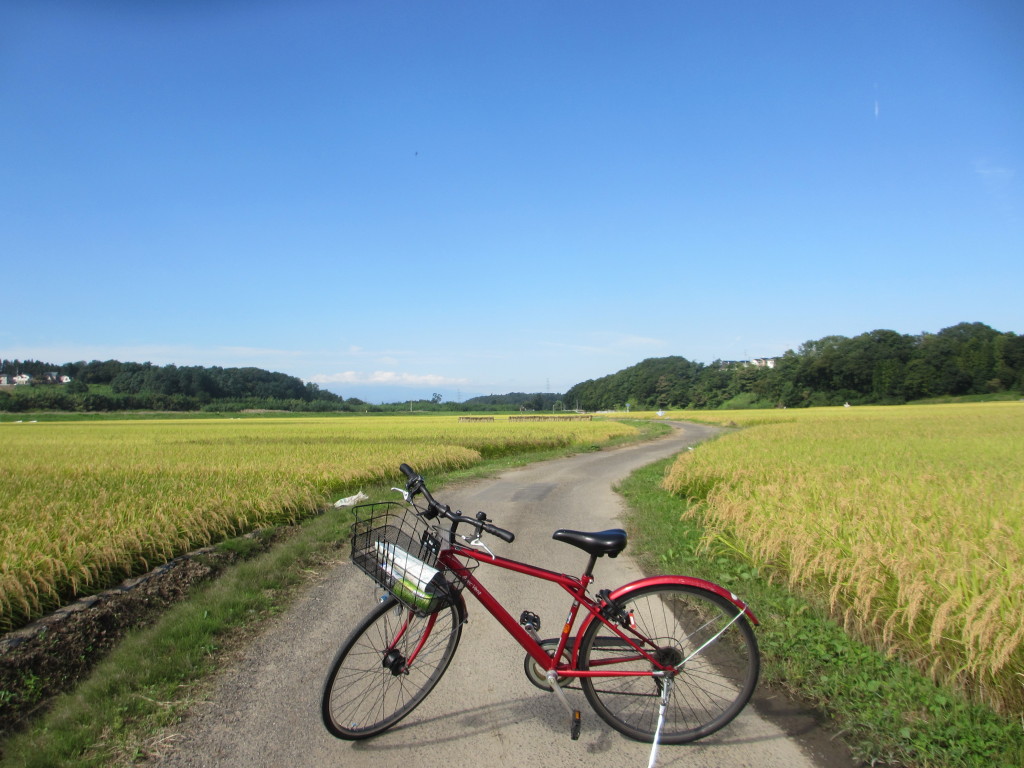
[375,541,441,596]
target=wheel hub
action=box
[382,648,407,676]
[652,645,684,670]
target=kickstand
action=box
[647,675,674,768]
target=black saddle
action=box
[552,528,627,558]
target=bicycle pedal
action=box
[519,610,540,631]
[570,710,581,740]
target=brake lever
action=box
[391,487,410,502]
[458,531,494,558]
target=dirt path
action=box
[149,422,857,768]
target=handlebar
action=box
[399,463,515,543]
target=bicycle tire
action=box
[321,596,462,739]
[579,584,758,744]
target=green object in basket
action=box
[375,540,441,611]
[392,577,434,610]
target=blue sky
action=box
[3,1,1021,403]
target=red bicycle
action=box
[322,464,759,750]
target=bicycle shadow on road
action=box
[343,689,804,765]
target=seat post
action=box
[583,554,598,578]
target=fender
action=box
[451,589,470,626]
[575,574,759,653]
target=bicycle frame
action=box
[434,538,759,682]
[325,471,762,748]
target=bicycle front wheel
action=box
[321,596,462,739]
[579,584,758,744]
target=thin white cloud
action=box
[218,346,309,360]
[540,333,667,355]
[308,371,470,387]
[610,333,666,349]
[974,160,1014,180]
[974,159,1018,220]
[2,344,307,367]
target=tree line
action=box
[5,322,1021,414]
[563,322,1024,411]
[461,392,563,411]
[0,360,358,413]
[0,359,566,414]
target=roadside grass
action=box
[618,458,1024,768]
[0,514,351,768]
[0,419,669,767]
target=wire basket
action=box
[350,502,458,615]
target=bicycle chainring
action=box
[524,639,572,690]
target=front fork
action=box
[380,590,470,676]
[381,601,439,676]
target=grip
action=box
[486,524,516,543]
[399,463,417,479]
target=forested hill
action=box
[0,360,554,413]
[0,360,351,412]
[461,392,562,410]
[5,322,1022,414]
[564,322,1024,411]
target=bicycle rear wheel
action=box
[321,596,462,739]
[579,584,758,744]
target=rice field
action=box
[656,402,1024,716]
[0,414,636,631]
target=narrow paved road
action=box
[151,422,852,768]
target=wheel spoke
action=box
[321,598,461,739]
[580,585,758,744]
